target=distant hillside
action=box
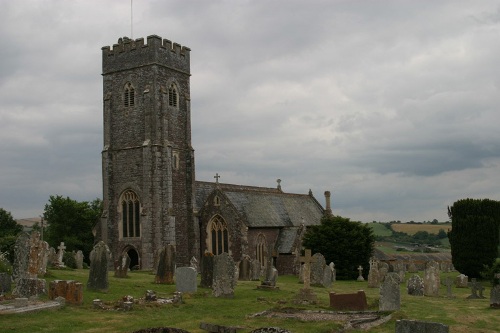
[391,223,451,235]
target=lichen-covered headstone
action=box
[322,263,334,288]
[212,252,235,298]
[379,262,389,282]
[379,272,400,311]
[12,232,30,282]
[424,260,440,297]
[175,267,197,293]
[87,241,111,291]
[367,257,381,288]
[155,245,176,284]
[407,274,424,296]
[12,277,47,297]
[310,253,326,286]
[27,232,49,278]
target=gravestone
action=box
[443,276,454,298]
[467,278,486,299]
[310,253,326,286]
[212,252,236,298]
[56,242,66,267]
[379,262,389,282]
[406,274,424,296]
[239,256,251,281]
[259,256,278,289]
[27,232,49,278]
[47,247,58,267]
[357,265,365,281]
[490,274,500,308]
[0,272,12,293]
[367,257,381,288]
[329,290,368,311]
[294,249,317,304]
[114,252,131,278]
[12,232,30,282]
[322,263,334,288]
[200,252,214,288]
[190,256,199,273]
[12,277,47,298]
[175,267,197,293]
[330,262,336,283]
[250,259,261,281]
[394,259,406,283]
[48,280,83,305]
[395,319,449,333]
[423,260,440,297]
[455,273,468,288]
[379,272,400,311]
[75,251,84,269]
[155,245,176,284]
[407,258,418,273]
[87,241,111,291]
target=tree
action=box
[0,208,23,263]
[448,198,500,278]
[43,196,102,264]
[302,215,375,280]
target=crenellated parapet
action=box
[102,35,190,75]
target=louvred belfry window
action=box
[168,83,178,108]
[124,82,135,107]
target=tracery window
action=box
[168,83,178,108]
[256,233,267,266]
[124,82,135,107]
[207,215,228,255]
[121,190,141,238]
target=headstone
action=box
[490,274,500,308]
[423,260,440,297]
[322,263,334,288]
[330,262,336,283]
[329,290,368,311]
[87,241,111,291]
[455,273,468,288]
[47,247,58,267]
[27,232,49,278]
[190,256,199,273]
[294,249,317,304]
[175,267,197,293]
[443,276,454,298]
[12,232,30,282]
[75,251,84,269]
[155,245,176,284]
[212,252,236,298]
[406,274,424,296]
[0,272,12,293]
[357,265,365,281]
[367,257,381,288]
[239,256,251,281]
[56,242,66,267]
[379,272,400,311]
[394,259,406,283]
[200,252,214,288]
[12,277,47,298]
[379,262,389,282]
[407,258,418,273]
[48,280,83,305]
[114,253,131,278]
[395,319,449,333]
[467,278,486,299]
[310,253,326,286]
[259,256,278,289]
[250,259,261,281]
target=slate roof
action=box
[195,181,324,228]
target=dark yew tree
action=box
[44,195,102,264]
[302,215,375,280]
[0,208,23,263]
[448,198,500,278]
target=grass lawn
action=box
[1,269,498,333]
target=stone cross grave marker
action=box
[357,265,365,281]
[57,242,66,267]
[300,249,316,290]
[467,278,486,299]
[444,276,454,298]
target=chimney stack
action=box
[324,191,333,216]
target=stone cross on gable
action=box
[299,249,317,289]
[214,173,220,184]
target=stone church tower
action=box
[99,35,196,268]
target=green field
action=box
[367,223,393,237]
[1,269,498,332]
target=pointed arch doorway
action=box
[127,248,140,270]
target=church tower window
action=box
[124,82,135,107]
[121,190,141,238]
[207,215,228,255]
[168,83,178,107]
[256,233,267,266]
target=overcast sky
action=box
[1,1,499,222]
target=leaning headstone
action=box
[114,252,130,278]
[455,273,468,288]
[367,257,381,288]
[490,274,500,308]
[12,277,47,297]
[250,259,261,281]
[379,272,400,311]
[200,252,214,288]
[406,274,424,296]
[87,241,111,291]
[212,252,236,298]
[12,232,30,282]
[467,278,486,299]
[395,319,449,333]
[239,256,251,281]
[423,260,440,297]
[75,251,84,269]
[310,253,326,286]
[155,245,176,284]
[175,267,197,293]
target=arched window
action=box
[121,190,141,238]
[124,82,135,107]
[168,83,178,108]
[256,233,267,266]
[207,215,228,255]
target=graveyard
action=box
[1,263,498,332]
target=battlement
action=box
[102,35,190,74]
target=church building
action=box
[97,35,330,274]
